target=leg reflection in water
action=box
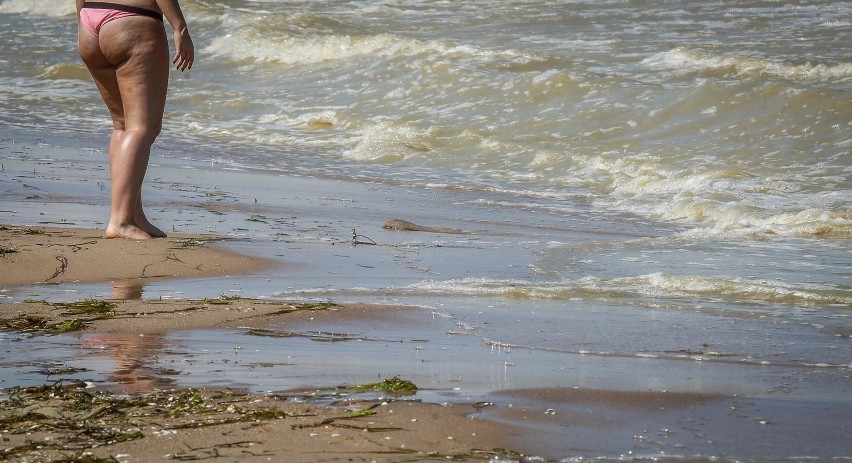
[111,279,145,300]
[82,332,174,393]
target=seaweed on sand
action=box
[0,314,51,332]
[0,381,525,462]
[346,377,419,396]
[264,302,334,316]
[204,294,242,304]
[172,237,207,248]
[51,318,88,333]
[0,299,117,335]
[54,299,117,317]
[0,226,45,235]
[0,382,291,462]
[0,314,88,334]
[0,382,146,460]
[244,328,354,343]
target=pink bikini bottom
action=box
[80,2,163,37]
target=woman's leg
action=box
[105,129,166,238]
[109,22,169,238]
[78,16,169,239]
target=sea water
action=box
[0,1,850,460]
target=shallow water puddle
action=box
[0,320,515,400]
[2,311,851,461]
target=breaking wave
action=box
[644,47,852,82]
[406,274,852,308]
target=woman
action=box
[77,0,194,239]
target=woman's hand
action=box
[173,27,194,71]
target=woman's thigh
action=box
[97,17,170,133]
[79,26,125,127]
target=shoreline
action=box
[5,289,850,462]
[0,225,529,462]
[2,137,850,461]
[0,226,756,462]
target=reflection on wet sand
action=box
[82,333,174,393]
[111,279,144,300]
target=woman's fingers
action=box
[173,53,192,71]
[173,31,194,71]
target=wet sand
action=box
[2,140,850,462]
[0,225,270,287]
[0,226,519,462]
[3,226,851,462]
[1,379,516,463]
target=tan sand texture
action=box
[0,299,526,462]
[0,225,271,287]
[1,380,518,462]
[0,226,529,462]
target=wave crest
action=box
[204,23,540,67]
[566,153,851,240]
[408,274,852,308]
[644,47,852,82]
[205,32,420,66]
[682,208,852,240]
[37,63,91,80]
[343,121,433,162]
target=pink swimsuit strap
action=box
[80,8,136,37]
[79,2,163,37]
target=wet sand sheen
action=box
[2,224,851,461]
[0,226,521,461]
[5,293,850,461]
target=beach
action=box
[2,145,850,462]
[0,223,519,462]
[3,219,848,463]
[2,0,851,461]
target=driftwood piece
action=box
[382,219,465,234]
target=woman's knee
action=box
[122,123,162,145]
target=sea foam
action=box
[644,47,852,82]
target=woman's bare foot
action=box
[105,223,152,240]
